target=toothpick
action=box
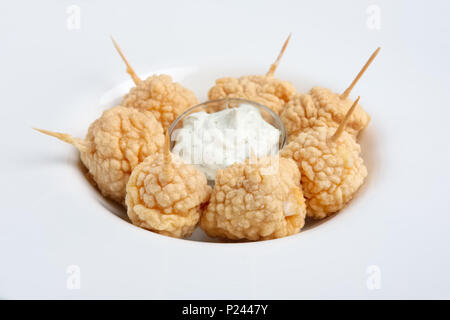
[329,96,360,142]
[111,37,142,85]
[34,128,88,152]
[340,47,380,100]
[266,33,292,77]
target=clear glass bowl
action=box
[168,98,286,182]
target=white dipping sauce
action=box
[172,104,280,180]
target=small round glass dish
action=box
[168,98,287,183]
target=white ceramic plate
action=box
[1,0,450,299]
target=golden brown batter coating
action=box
[310,86,371,135]
[280,93,322,141]
[280,47,380,140]
[281,99,367,219]
[208,75,295,115]
[280,88,370,140]
[208,34,295,115]
[122,74,199,130]
[200,157,306,241]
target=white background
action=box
[1,0,450,299]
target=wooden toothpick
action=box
[329,96,360,142]
[111,37,142,85]
[266,33,292,77]
[340,47,380,100]
[33,128,88,152]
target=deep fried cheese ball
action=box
[309,86,370,135]
[280,126,367,219]
[36,106,164,203]
[200,157,306,241]
[280,47,381,140]
[280,88,370,141]
[122,74,199,130]
[126,150,212,238]
[208,75,296,115]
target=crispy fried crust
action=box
[122,75,199,130]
